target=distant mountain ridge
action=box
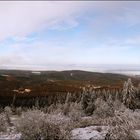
[0,69,137,85]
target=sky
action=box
[0,1,140,71]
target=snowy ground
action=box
[0,126,21,140]
[0,115,140,140]
[71,126,140,140]
[0,132,21,140]
[1,126,140,140]
[71,126,109,139]
[0,115,21,140]
[135,130,140,139]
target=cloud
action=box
[1,1,140,41]
[0,1,92,41]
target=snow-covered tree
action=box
[122,78,136,109]
[81,88,95,115]
[63,92,71,115]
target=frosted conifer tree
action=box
[63,92,71,115]
[122,78,136,109]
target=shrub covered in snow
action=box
[0,113,8,132]
[105,109,137,140]
[16,110,70,140]
[93,98,114,118]
[4,106,12,115]
[67,102,82,122]
[15,107,22,116]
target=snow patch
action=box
[0,133,21,140]
[71,126,109,139]
[134,130,140,139]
